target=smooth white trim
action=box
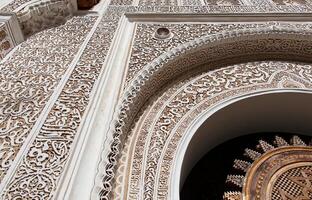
[62,15,136,200]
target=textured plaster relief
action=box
[181,0,202,6]
[1,10,120,199]
[204,0,242,5]
[0,15,96,184]
[110,0,133,6]
[98,22,312,199]
[271,0,308,6]
[138,0,178,7]
[124,5,312,13]
[125,22,311,87]
[121,61,312,200]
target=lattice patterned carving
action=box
[224,136,312,200]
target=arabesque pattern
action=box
[120,61,312,200]
[0,15,96,187]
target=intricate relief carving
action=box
[271,0,308,6]
[110,0,134,5]
[123,5,312,13]
[126,23,272,86]
[138,0,178,7]
[181,0,202,6]
[2,10,120,199]
[97,22,312,199]
[0,15,96,185]
[120,62,312,200]
[205,0,242,5]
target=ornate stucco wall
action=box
[0,0,312,199]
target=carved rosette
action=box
[224,136,312,200]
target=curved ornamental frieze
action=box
[109,61,312,200]
[95,24,312,199]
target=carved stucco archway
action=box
[94,25,312,199]
[172,91,312,200]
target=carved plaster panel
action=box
[1,1,312,200]
[1,11,120,199]
[138,0,178,7]
[0,15,96,188]
[117,61,312,200]
[204,0,242,5]
[271,0,308,6]
[110,0,133,5]
[126,22,276,86]
[122,5,312,13]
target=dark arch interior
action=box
[180,132,311,200]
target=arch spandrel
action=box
[98,26,312,199]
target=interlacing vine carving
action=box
[0,16,96,184]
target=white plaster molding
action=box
[52,14,106,200]
[59,15,136,200]
[126,13,312,22]
[0,14,23,44]
[0,13,24,59]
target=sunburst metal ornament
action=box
[223,135,312,200]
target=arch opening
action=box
[177,91,312,199]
